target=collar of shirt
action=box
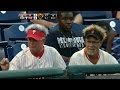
[34,48,44,59]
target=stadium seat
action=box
[3,22,31,43]
[81,11,113,25]
[0,28,7,44]
[0,47,6,61]
[0,28,8,59]
[7,42,28,61]
[0,11,21,23]
[81,11,112,19]
[105,19,120,34]
[67,64,120,79]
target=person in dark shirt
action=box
[45,11,85,64]
[30,11,83,29]
[95,21,117,53]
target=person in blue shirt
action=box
[95,21,117,53]
[95,21,120,63]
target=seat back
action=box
[105,19,120,34]
[7,42,28,61]
[0,11,21,22]
[81,11,112,19]
[3,22,31,43]
[81,11,113,25]
[0,47,5,61]
[0,28,8,58]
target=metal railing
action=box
[0,67,65,79]
[67,64,120,79]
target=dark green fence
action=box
[67,64,120,79]
[0,67,65,79]
[1,64,120,79]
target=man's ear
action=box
[43,38,46,43]
[99,40,103,47]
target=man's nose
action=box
[66,19,72,24]
[89,42,94,46]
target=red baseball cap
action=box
[27,29,45,41]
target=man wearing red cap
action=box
[69,24,118,65]
[3,24,66,70]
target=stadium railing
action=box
[0,67,66,79]
[67,64,120,79]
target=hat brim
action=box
[86,34,99,40]
[27,35,42,41]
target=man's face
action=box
[58,12,74,31]
[27,38,45,55]
[85,36,102,55]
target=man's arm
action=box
[0,58,9,71]
[116,11,120,20]
[62,55,70,63]
[73,14,83,24]
[106,31,117,53]
[30,19,57,28]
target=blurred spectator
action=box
[95,21,117,53]
[95,20,120,62]
[30,11,83,29]
[45,11,85,64]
